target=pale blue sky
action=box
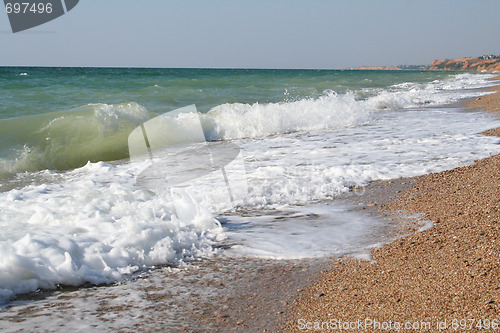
[1,0,499,69]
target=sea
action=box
[0,67,500,311]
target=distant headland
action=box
[357,54,500,71]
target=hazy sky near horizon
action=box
[0,0,499,69]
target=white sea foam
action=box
[202,91,372,140]
[215,106,500,258]
[0,161,224,302]
[136,102,500,259]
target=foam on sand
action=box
[0,161,224,302]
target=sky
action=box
[0,0,499,69]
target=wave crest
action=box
[0,102,154,174]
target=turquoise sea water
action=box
[0,67,467,173]
[0,67,457,119]
[1,67,500,303]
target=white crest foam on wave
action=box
[201,73,496,141]
[202,91,372,140]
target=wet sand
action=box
[282,81,500,332]
[0,196,404,333]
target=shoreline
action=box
[0,77,498,332]
[0,172,425,332]
[0,176,421,332]
[282,80,500,331]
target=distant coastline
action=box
[358,54,500,71]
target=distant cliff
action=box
[356,55,500,72]
[428,57,500,71]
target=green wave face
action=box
[0,67,466,176]
[0,102,155,174]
